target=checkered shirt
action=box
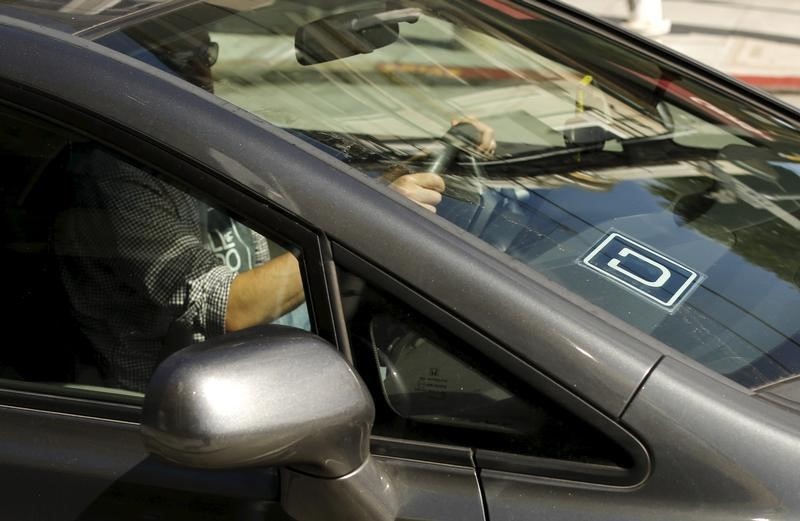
[55,148,269,392]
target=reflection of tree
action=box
[649,177,800,285]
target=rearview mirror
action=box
[295,7,421,65]
[141,325,397,521]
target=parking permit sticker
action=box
[580,232,703,311]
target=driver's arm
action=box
[224,118,496,331]
[225,252,304,331]
[380,116,496,213]
[386,173,446,213]
[223,173,447,331]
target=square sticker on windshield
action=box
[581,232,702,311]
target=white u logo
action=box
[607,247,671,288]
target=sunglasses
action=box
[164,41,219,69]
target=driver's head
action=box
[128,24,217,92]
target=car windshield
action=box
[96,0,800,389]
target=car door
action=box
[0,108,295,521]
[0,18,488,521]
[0,9,655,521]
[0,82,318,521]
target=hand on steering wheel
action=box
[387,172,445,213]
[427,116,497,174]
[450,116,497,157]
[385,116,496,212]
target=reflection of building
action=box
[623,0,671,37]
[6,0,172,27]
[59,0,122,15]
[480,159,800,230]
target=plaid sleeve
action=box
[89,151,233,337]
[252,230,271,265]
[183,265,236,337]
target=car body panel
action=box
[482,358,800,521]
[763,377,800,406]
[380,458,486,521]
[0,377,486,521]
[621,357,800,518]
[0,16,487,521]
[0,403,282,520]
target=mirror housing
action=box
[141,325,372,478]
[141,326,397,521]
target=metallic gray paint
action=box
[142,326,374,478]
[762,377,800,405]
[0,404,278,520]
[622,358,800,519]
[281,456,487,521]
[0,19,662,417]
[481,357,800,521]
[378,457,486,521]
[0,405,146,520]
[282,456,398,521]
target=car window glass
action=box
[104,0,800,388]
[0,105,310,397]
[371,312,531,434]
[339,267,631,467]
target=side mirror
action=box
[141,325,397,521]
[295,7,421,65]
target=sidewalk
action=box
[560,0,800,107]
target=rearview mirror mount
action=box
[295,7,421,65]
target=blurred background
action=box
[561,0,800,107]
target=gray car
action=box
[1,0,799,520]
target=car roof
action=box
[0,0,194,35]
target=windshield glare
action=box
[103,0,800,389]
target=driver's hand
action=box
[450,115,497,157]
[383,116,494,213]
[388,172,445,213]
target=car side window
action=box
[0,105,310,397]
[338,266,631,469]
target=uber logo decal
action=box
[581,232,702,310]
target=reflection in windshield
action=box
[458,152,800,387]
[105,0,800,388]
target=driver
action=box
[56,25,495,392]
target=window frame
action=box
[0,81,336,420]
[331,241,650,486]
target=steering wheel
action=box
[427,122,486,176]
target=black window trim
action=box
[0,385,143,423]
[332,241,651,487]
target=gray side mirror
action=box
[141,325,397,521]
